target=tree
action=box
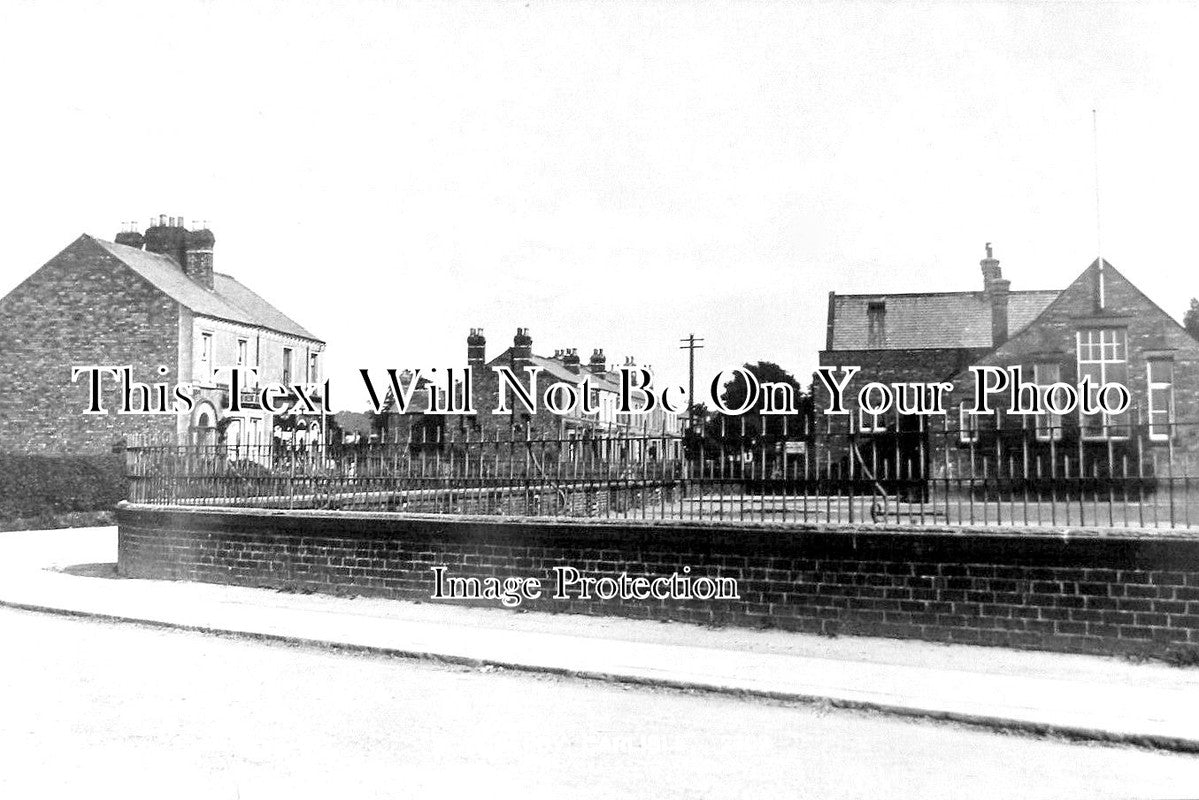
[683,361,812,474]
[214,416,236,445]
[703,361,812,445]
[1185,298,1199,341]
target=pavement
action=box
[3,527,1199,753]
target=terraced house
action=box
[465,327,682,448]
[361,328,682,466]
[0,217,325,454]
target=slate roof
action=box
[487,347,624,393]
[826,289,1060,351]
[90,235,321,341]
[211,273,319,341]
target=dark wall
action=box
[816,347,987,412]
[0,453,126,518]
[119,504,1199,657]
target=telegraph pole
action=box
[678,333,705,423]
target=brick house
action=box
[0,217,325,454]
[370,328,682,462]
[817,246,1199,482]
[465,328,681,445]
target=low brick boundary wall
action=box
[117,503,1199,657]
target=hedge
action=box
[0,453,127,519]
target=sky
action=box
[1,1,1196,411]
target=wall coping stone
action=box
[117,501,1199,543]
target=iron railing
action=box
[123,416,1199,528]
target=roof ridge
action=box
[93,235,180,264]
[834,288,1061,299]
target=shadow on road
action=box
[58,562,120,579]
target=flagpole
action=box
[1093,108,1105,309]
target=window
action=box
[858,405,886,434]
[199,332,213,382]
[1076,328,1129,439]
[1147,359,1174,441]
[237,338,248,367]
[959,405,979,444]
[867,301,886,348]
[1032,362,1063,442]
[282,347,293,385]
[308,352,319,384]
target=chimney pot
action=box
[980,243,1002,286]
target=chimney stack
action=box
[562,348,581,372]
[980,243,1010,347]
[114,220,145,250]
[467,328,486,368]
[143,215,187,266]
[184,226,215,290]
[135,215,215,290]
[588,348,606,375]
[511,328,533,374]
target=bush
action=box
[0,453,127,519]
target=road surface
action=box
[1,606,1196,799]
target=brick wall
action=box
[0,236,179,454]
[472,353,576,441]
[815,347,986,418]
[944,262,1199,444]
[119,503,1199,657]
[812,347,986,472]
